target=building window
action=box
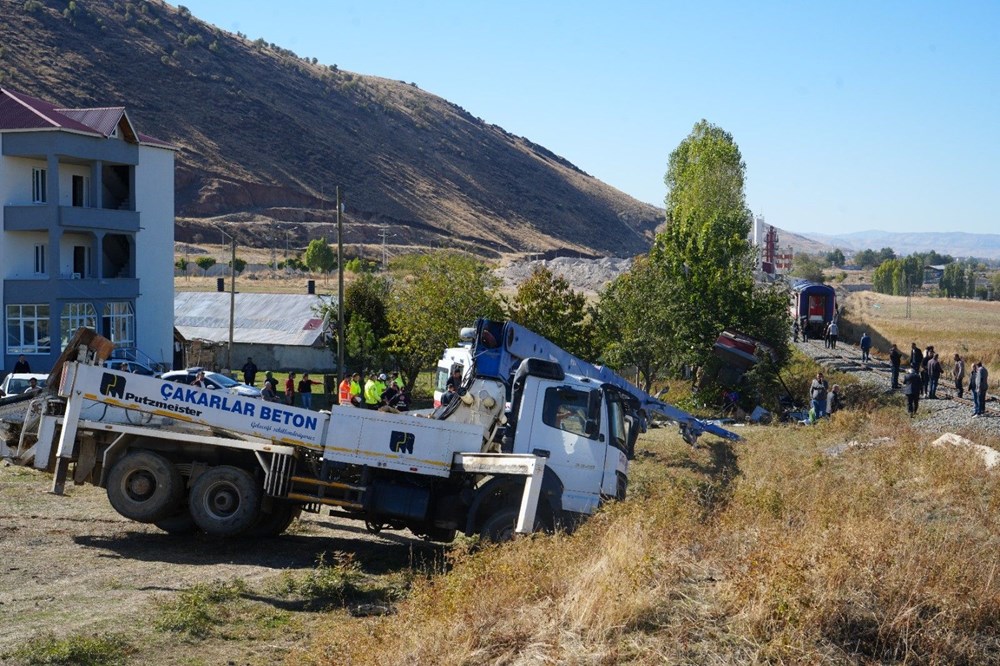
[6,304,50,355]
[34,244,46,275]
[103,302,135,348]
[61,303,97,348]
[32,168,47,203]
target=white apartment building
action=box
[0,88,175,372]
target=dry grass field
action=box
[840,291,1000,373]
[292,397,1000,665]
[5,355,1000,665]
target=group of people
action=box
[822,319,840,349]
[236,356,326,409]
[887,343,989,418]
[808,371,842,421]
[338,370,410,411]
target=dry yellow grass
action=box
[288,381,1000,664]
[842,291,1000,373]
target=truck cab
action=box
[508,366,632,520]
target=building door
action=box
[73,246,90,278]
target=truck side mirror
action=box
[584,419,599,438]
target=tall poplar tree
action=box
[598,120,789,390]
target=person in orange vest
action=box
[339,372,362,406]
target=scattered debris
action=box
[824,437,893,458]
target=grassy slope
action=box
[288,361,1000,665]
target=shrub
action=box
[10,631,132,666]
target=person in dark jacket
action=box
[902,368,921,417]
[241,357,258,386]
[889,344,902,389]
[12,355,30,373]
[926,353,942,399]
[909,343,922,372]
[859,332,872,362]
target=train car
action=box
[790,280,836,339]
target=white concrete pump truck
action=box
[0,322,737,541]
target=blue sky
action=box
[178,1,999,236]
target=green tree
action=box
[194,256,216,276]
[503,266,594,358]
[345,316,379,377]
[593,257,674,391]
[315,274,392,374]
[664,119,747,225]
[824,248,845,267]
[228,257,247,274]
[877,247,897,263]
[854,249,879,269]
[790,253,826,283]
[602,120,789,395]
[385,252,502,390]
[304,239,336,274]
[174,258,188,272]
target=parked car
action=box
[160,367,262,398]
[102,359,161,377]
[0,373,48,396]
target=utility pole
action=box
[337,187,345,387]
[378,225,390,270]
[228,233,236,374]
[905,274,911,319]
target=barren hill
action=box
[0,0,662,258]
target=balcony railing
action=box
[3,205,139,232]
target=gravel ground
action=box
[794,336,1000,439]
[495,256,632,295]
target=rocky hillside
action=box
[0,0,662,258]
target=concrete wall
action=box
[191,342,336,374]
[134,144,174,367]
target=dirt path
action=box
[0,463,440,664]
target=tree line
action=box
[320,120,791,409]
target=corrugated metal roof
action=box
[56,107,128,137]
[0,89,99,134]
[0,89,172,147]
[174,292,335,347]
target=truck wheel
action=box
[106,451,183,523]
[246,502,300,537]
[154,506,198,535]
[188,466,261,537]
[479,508,521,543]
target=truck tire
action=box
[246,502,300,537]
[479,504,552,543]
[106,451,183,523]
[154,506,198,535]
[188,466,261,537]
[479,507,521,543]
